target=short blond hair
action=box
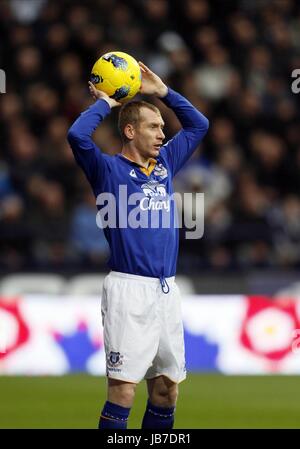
[118,101,161,143]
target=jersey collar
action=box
[118,154,157,177]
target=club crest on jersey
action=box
[107,351,123,367]
[141,180,166,197]
[153,163,168,179]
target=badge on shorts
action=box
[107,351,123,367]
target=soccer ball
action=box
[90,51,142,103]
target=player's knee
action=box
[168,384,178,405]
[108,380,137,408]
[117,388,136,407]
[151,382,178,407]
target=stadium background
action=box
[1,0,300,429]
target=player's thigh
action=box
[145,282,186,384]
[102,273,160,382]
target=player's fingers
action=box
[139,61,150,72]
[88,81,97,91]
[88,85,97,100]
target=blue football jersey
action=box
[68,88,209,279]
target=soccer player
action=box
[67,62,209,429]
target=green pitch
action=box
[0,374,300,428]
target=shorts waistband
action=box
[109,271,175,285]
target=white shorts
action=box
[101,271,186,384]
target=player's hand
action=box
[88,81,121,108]
[138,62,168,98]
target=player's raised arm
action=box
[67,84,120,189]
[139,62,209,177]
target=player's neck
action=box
[121,147,151,169]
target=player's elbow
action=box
[67,126,78,145]
[195,115,209,137]
[67,126,87,149]
[67,126,93,153]
[201,116,210,132]
[203,117,209,132]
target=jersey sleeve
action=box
[67,99,111,191]
[159,88,209,177]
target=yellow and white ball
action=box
[90,51,141,102]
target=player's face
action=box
[134,107,165,159]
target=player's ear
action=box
[124,124,135,141]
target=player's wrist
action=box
[100,97,113,108]
[100,96,120,108]
[156,84,168,98]
[95,97,112,112]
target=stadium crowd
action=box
[1,0,300,273]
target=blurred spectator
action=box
[0,195,33,270]
[9,0,46,24]
[195,46,235,100]
[0,163,14,200]
[70,190,109,265]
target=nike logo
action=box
[130,169,137,178]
